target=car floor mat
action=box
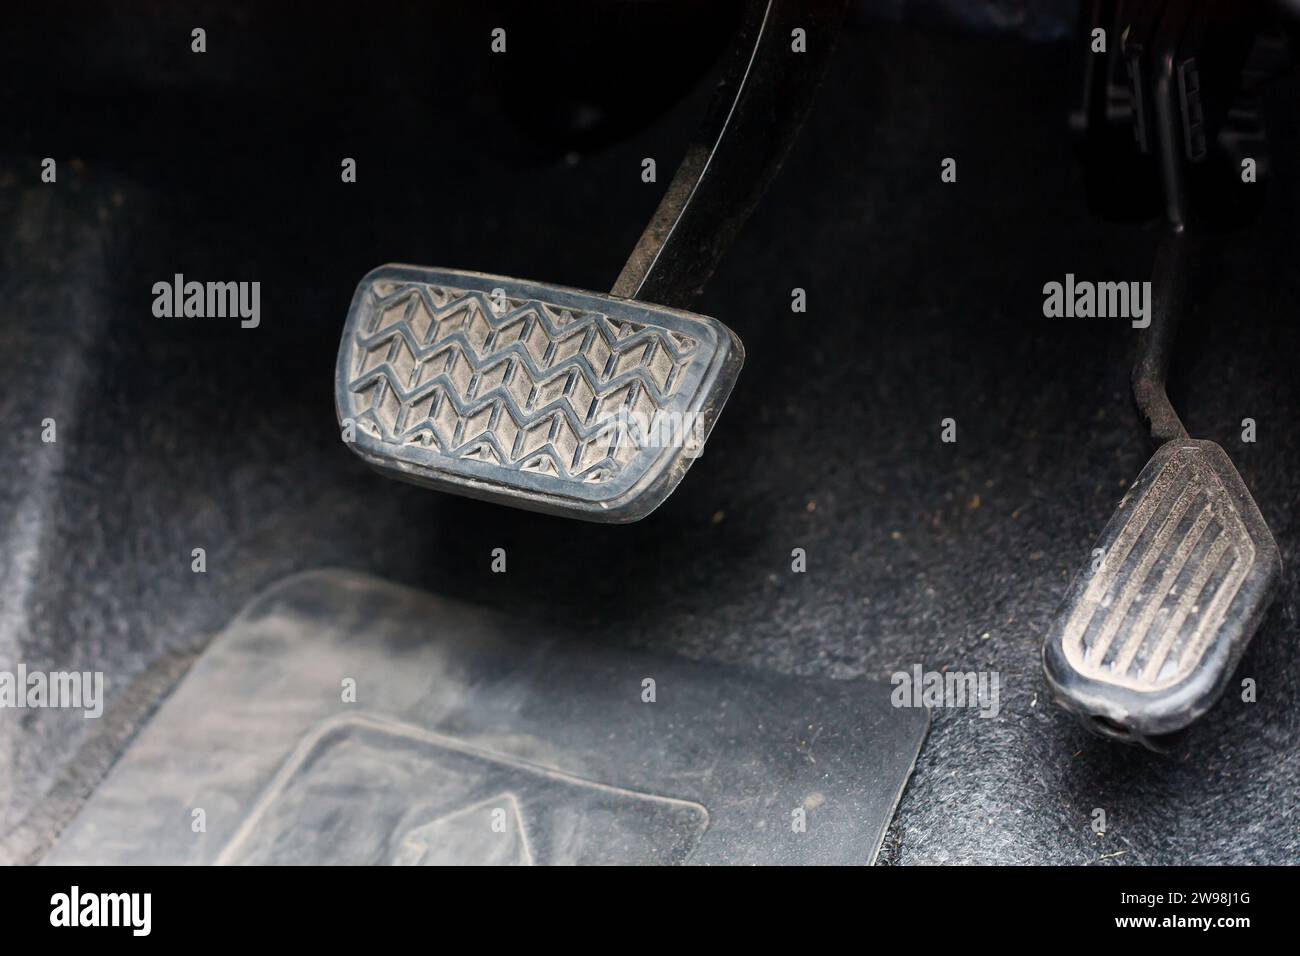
[43,569,929,865]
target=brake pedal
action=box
[335,266,742,522]
[335,1,846,521]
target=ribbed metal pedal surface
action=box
[335,265,743,522]
[1044,440,1280,739]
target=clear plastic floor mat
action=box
[45,570,928,865]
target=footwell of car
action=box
[1,6,1296,864]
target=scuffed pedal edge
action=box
[335,265,744,523]
[1043,440,1281,739]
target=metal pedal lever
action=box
[336,1,846,522]
[1044,6,1280,748]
